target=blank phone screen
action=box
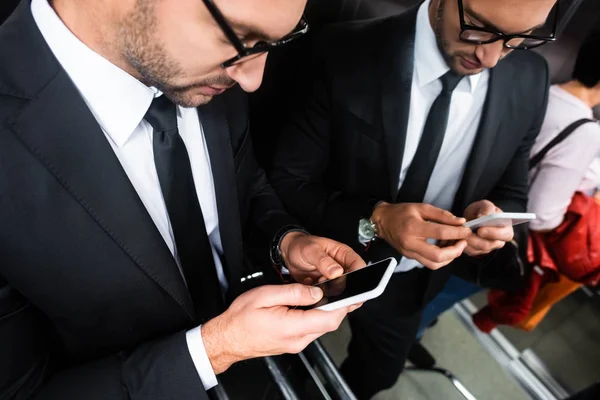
[301,259,391,310]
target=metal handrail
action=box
[263,356,301,400]
[405,366,477,400]
[208,381,230,400]
[303,340,358,400]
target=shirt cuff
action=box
[186,326,218,390]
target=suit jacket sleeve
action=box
[268,42,376,252]
[0,277,209,400]
[225,87,301,248]
[245,135,301,242]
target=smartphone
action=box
[464,212,536,230]
[300,257,398,311]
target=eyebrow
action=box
[230,23,278,42]
[466,8,547,35]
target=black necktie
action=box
[396,70,463,203]
[145,95,224,322]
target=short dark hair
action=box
[573,29,600,88]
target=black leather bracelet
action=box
[270,225,310,267]
[270,226,309,267]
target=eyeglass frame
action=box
[202,0,309,68]
[457,0,559,50]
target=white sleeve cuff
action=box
[186,326,218,390]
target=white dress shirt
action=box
[395,0,490,273]
[32,0,222,389]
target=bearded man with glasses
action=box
[270,0,558,398]
[0,0,369,399]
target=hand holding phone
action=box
[462,201,531,257]
[301,257,398,311]
[371,202,471,271]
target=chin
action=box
[165,91,214,108]
[189,94,214,107]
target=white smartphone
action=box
[300,257,398,311]
[464,212,536,230]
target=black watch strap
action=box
[270,225,310,267]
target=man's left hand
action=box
[280,232,366,285]
[463,200,514,257]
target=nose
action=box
[225,53,268,93]
[475,40,509,69]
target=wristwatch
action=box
[358,218,377,244]
[358,199,384,245]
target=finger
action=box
[325,240,366,272]
[292,307,349,335]
[314,254,346,279]
[404,250,452,270]
[253,284,324,308]
[464,245,485,257]
[477,226,514,242]
[420,221,472,241]
[419,204,466,225]
[476,201,497,218]
[408,239,468,264]
[292,270,322,286]
[466,234,493,252]
[464,242,504,257]
[466,235,505,254]
[301,239,347,279]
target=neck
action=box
[49,0,141,80]
[559,80,600,109]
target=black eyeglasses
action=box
[457,0,558,50]
[202,0,309,68]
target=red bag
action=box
[473,194,600,333]
[541,192,600,286]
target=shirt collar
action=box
[414,0,481,93]
[31,0,158,148]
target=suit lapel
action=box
[9,71,195,319]
[380,8,419,199]
[198,98,244,298]
[452,61,515,213]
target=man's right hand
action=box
[371,202,472,270]
[201,284,357,375]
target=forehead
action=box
[463,0,556,33]
[214,0,307,40]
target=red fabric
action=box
[473,192,600,332]
[473,269,547,333]
[545,193,600,285]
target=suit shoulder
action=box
[506,51,549,83]
[318,13,408,57]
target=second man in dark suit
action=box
[271,0,556,397]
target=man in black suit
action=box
[271,0,556,397]
[0,0,367,399]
